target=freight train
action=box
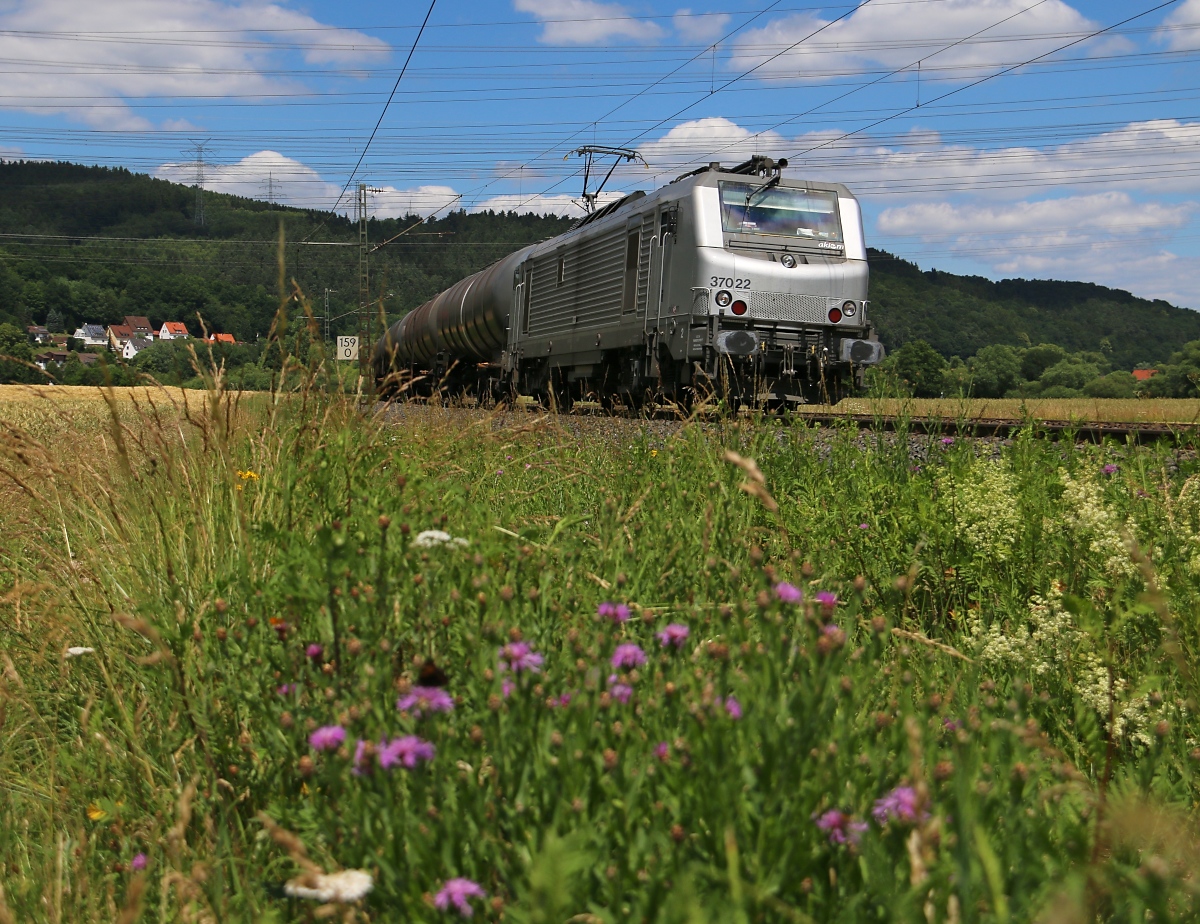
[372,156,883,407]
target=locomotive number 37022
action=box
[711,276,751,289]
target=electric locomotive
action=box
[373,156,883,406]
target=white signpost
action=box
[336,336,359,362]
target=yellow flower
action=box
[87,803,107,821]
[650,449,658,457]
[237,470,260,481]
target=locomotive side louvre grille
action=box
[528,225,626,335]
[635,213,655,315]
[749,291,828,324]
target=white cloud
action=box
[369,186,462,219]
[877,193,1191,236]
[513,0,663,44]
[637,117,786,172]
[730,0,1101,82]
[876,194,1199,306]
[673,8,731,43]
[1159,0,1200,50]
[0,0,389,129]
[156,150,340,208]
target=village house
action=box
[73,323,108,347]
[107,324,133,351]
[158,321,190,340]
[1132,369,1159,382]
[27,325,51,344]
[206,333,236,344]
[34,350,69,370]
[122,337,153,360]
[123,316,155,340]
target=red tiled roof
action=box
[108,324,133,338]
[123,316,153,331]
[207,333,236,344]
[162,321,189,334]
[1132,369,1158,381]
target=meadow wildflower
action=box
[657,623,690,648]
[1103,463,1119,475]
[64,646,95,659]
[276,683,296,696]
[501,679,515,698]
[306,643,323,661]
[654,742,670,761]
[940,437,955,447]
[725,696,742,719]
[131,852,147,871]
[608,676,633,704]
[611,643,647,669]
[858,523,869,530]
[378,735,436,770]
[285,869,373,903]
[412,530,469,549]
[598,602,631,623]
[397,686,455,716]
[308,725,346,752]
[873,786,926,825]
[435,877,486,917]
[352,740,375,776]
[816,591,838,607]
[815,810,868,846]
[774,582,802,604]
[499,641,544,674]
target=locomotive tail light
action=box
[827,307,843,324]
[731,299,747,316]
[780,253,797,269]
[842,300,857,317]
[715,289,733,308]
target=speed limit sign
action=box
[336,336,359,361]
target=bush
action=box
[1083,371,1137,398]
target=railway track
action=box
[381,399,1198,444]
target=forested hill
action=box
[1,160,1196,368]
[867,249,1200,369]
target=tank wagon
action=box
[373,156,883,407]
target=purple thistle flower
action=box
[942,717,961,732]
[501,678,515,698]
[498,641,544,674]
[598,601,631,623]
[275,683,296,696]
[940,437,955,447]
[610,683,633,704]
[397,686,455,716]
[657,623,690,648]
[352,739,373,776]
[305,643,323,661]
[558,692,572,707]
[308,725,346,752]
[815,810,868,846]
[131,852,147,871]
[434,878,487,917]
[724,696,742,719]
[815,591,838,607]
[611,643,647,669]
[654,742,670,761]
[858,523,869,530]
[1102,463,1119,476]
[774,582,802,604]
[378,735,436,770]
[873,786,927,825]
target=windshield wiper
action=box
[744,174,781,208]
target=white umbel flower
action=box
[284,869,373,903]
[412,529,468,548]
[64,647,95,659]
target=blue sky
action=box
[1,0,1198,306]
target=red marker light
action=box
[828,307,843,323]
[731,300,747,316]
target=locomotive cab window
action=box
[718,182,842,241]
[556,255,566,287]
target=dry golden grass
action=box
[808,397,1200,425]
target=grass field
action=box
[1,377,1199,922]
[804,396,1200,425]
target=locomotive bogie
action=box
[374,157,884,407]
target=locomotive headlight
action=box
[780,254,797,269]
[731,299,748,316]
[715,289,733,308]
[842,300,857,317]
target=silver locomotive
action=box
[373,156,883,406]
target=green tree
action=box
[1146,340,1200,397]
[1020,343,1066,381]
[0,321,39,383]
[969,344,1022,398]
[1040,358,1100,392]
[1083,371,1136,398]
[892,339,947,397]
